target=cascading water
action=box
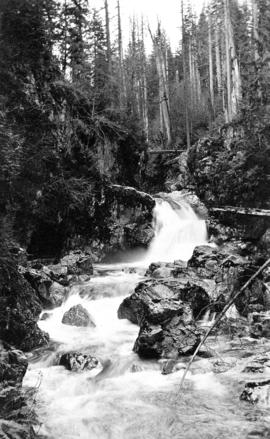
[145,198,208,263]
[23,199,260,439]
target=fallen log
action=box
[177,257,270,394]
[210,206,270,217]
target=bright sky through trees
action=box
[94,0,206,52]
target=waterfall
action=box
[145,198,208,263]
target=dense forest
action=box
[1,0,269,256]
[1,1,270,438]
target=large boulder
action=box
[59,352,100,372]
[62,304,95,327]
[134,317,202,359]
[118,279,210,325]
[118,279,207,359]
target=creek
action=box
[23,200,269,439]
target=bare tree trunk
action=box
[215,25,222,96]
[252,0,259,63]
[141,19,149,142]
[208,10,215,117]
[104,0,112,77]
[117,0,126,108]
[181,0,191,150]
[149,25,172,146]
[224,0,242,121]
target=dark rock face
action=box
[62,304,95,327]
[59,352,99,372]
[118,279,207,359]
[0,259,49,352]
[28,184,155,261]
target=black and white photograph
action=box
[1,0,270,437]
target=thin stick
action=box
[177,257,270,394]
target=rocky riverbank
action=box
[1,186,270,435]
[118,243,270,360]
[0,247,97,437]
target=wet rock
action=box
[240,379,270,406]
[40,312,52,321]
[152,266,174,279]
[134,317,202,359]
[0,345,28,384]
[242,364,265,374]
[60,250,93,275]
[242,353,270,374]
[187,244,268,316]
[249,312,270,338]
[21,267,53,304]
[62,304,95,327]
[59,352,99,372]
[212,358,236,374]
[45,263,69,285]
[130,363,143,373]
[49,281,68,307]
[118,279,210,326]
[124,224,154,247]
[207,218,235,244]
[161,359,178,375]
[21,265,68,308]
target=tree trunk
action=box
[215,25,222,96]
[208,10,215,117]
[181,0,191,150]
[149,25,172,146]
[117,0,126,109]
[104,0,112,77]
[224,0,242,121]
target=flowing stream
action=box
[24,200,268,439]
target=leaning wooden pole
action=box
[177,257,270,394]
